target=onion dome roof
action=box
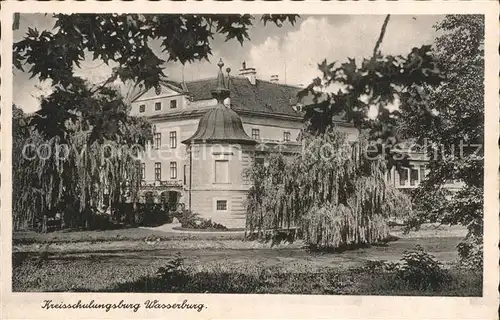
[182,59,257,145]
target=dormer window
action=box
[170,100,177,109]
[139,104,145,113]
[251,129,260,140]
[283,131,291,142]
[155,102,162,111]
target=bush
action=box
[173,210,228,230]
[134,204,173,227]
[13,252,481,295]
[174,210,199,227]
[457,236,483,271]
[395,245,451,290]
[155,253,188,291]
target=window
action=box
[154,162,161,181]
[215,160,229,183]
[283,131,291,142]
[419,166,426,181]
[255,157,265,167]
[154,133,161,149]
[170,100,177,109]
[170,162,177,179]
[141,163,146,180]
[399,168,408,186]
[155,102,162,111]
[216,200,227,211]
[169,131,177,149]
[139,104,145,113]
[251,128,260,140]
[410,168,419,186]
[183,165,187,185]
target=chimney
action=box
[270,74,279,84]
[239,61,257,85]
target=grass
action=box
[12,227,244,245]
[12,252,481,296]
[172,226,245,232]
[12,235,471,293]
[12,224,477,295]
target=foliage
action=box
[355,246,456,292]
[400,15,484,224]
[155,253,189,292]
[395,245,451,290]
[14,14,297,92]
[134,204,173,227]
[397,15,484,264]
[456,235,483,271]
[13,252,481,296]
[302,203,390,250]
[173,209,228,230]
[13,14,297,232]
[174,209,199,226]
[12,90,148,231]
[245,130,412,249]
[299,16,443,164]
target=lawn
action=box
[12,226,243,245]
[12,224,480,295]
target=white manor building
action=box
[130,60,448,228]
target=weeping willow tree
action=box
[245,129,411,249]
[12,84,151,231]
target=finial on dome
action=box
[212,58,230,103]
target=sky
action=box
[13,14,444,113]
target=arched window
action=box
[145,192,155,204]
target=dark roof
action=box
[182,102,257,145]
[184,77,303,118]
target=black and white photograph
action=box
[2,2,499,319]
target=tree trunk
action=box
[42,215,48,233]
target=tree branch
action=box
[373,14,391,58]
[90,72,119,95]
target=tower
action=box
[182,59,257,228]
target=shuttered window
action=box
[215,160,229,183]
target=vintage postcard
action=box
[1,1,498,319]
